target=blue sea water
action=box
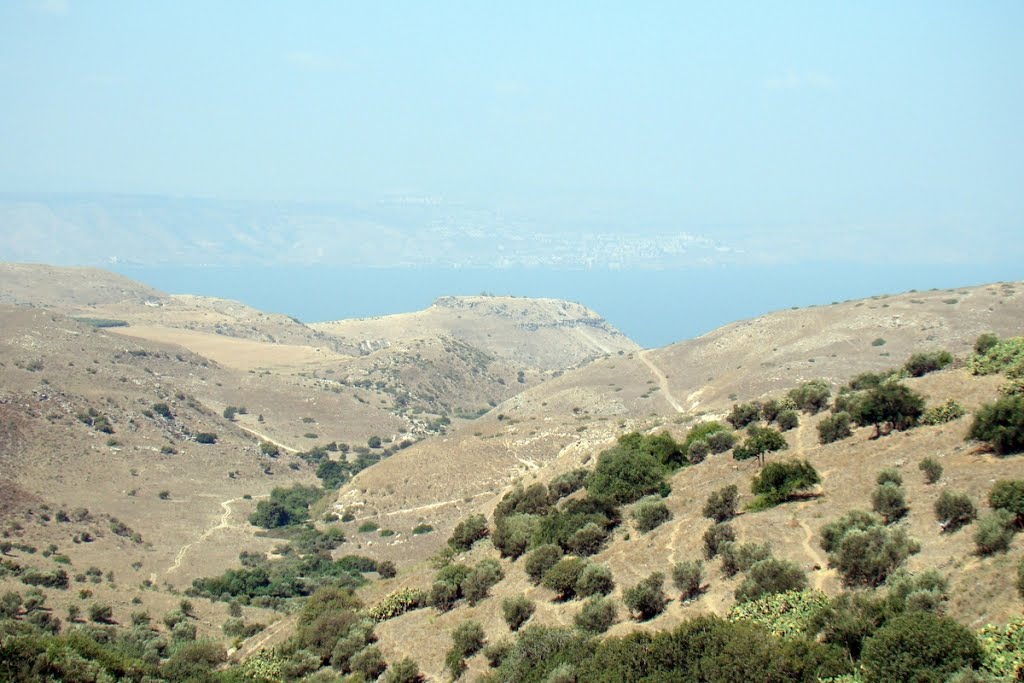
[112,263,1022,349]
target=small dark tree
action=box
[818,412,853,445]
[975,332,1000,355]
[853,383,925,436]
[706,430,737,453]
[726,402,762,429]
[720,542,772,578]
[574,597,617,634]
[88,603,114,623]
[871,483,909,524]
[448,514,489,552]
[575,563,615,598]
[703,484,739,523]
[367,435,382,449]
[524,544,563,584]
[672,560,703,601]
[734,558,807,603]
[776,410,799,431]
[861,612,983,683]
[934,491,977,533]
[633,497,672,532]
[968,395,1024,455]
[195,432,217,444]
[623,572,667,621]
[750,460,820,507]
[832,526,920,587]
[542,557,587,600]
[733,426,789,465]
[904,350,953,377]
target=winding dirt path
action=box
[792,420,830,591]
[166,494,268,575]
[638,349,685,413]
[230,614,298,661]
[236,424,299,453]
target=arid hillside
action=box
[328,281,1024,530]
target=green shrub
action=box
[448,513,489,552]
[904,350,954,377]
[623,572,667,621]
[734,558,807,603]
[706,430,737,453]
[574,597,617,634]
[248,485,323,529]
[462,558,504,605]
[919,457,943,484]
[88,603,114,623]
[357,521,379,533]
[884,569,949,614]
[565,521,609,556]
[351,645,387,680]
[686,439,710,464]
[776,409,799,431]
[548,469,589,501]
[861,612,983,683]
[871,483,909,524]
[818,411,853,444]
[703,484,739,523]
[542,558,587,600]
[502,595,535,631]
[491,514,540,559]
[921,399,966,425]
[853,383,926,434]
[876,467,902,486]
[586,440,669,504]
[703,523,736,560]
[935,490,977,533]
[989,479,1024,525]
[968,395,1024,454]
[575,563,615,598]
[412,523,434,535]
[832,526,920,587]
[451,619,485,657]
[382,657,424,683]
[195,432,217,444]
[788,380,832,414]
[672,560,703,600]
[973,510,1016,556]
[681,421,728,453]
[750,460,819,507]
[524,544,564,584]
[975,332,1000,355]
[727,402,762,429]
[633,497,672,532]
[720,542,772,578]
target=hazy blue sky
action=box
[1,2,1022,262]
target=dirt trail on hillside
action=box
[792,421,830,591]
[231,614,297,661]
[236,425,299,453]
[638,350,685,413]
[166,494,268,575]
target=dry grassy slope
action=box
[645,281,1024,415]
[363,369,1024,681]
[0,262,164,308]
[312,295,640,371]
[0,307,319,636]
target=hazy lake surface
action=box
[114,263,1022,348]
